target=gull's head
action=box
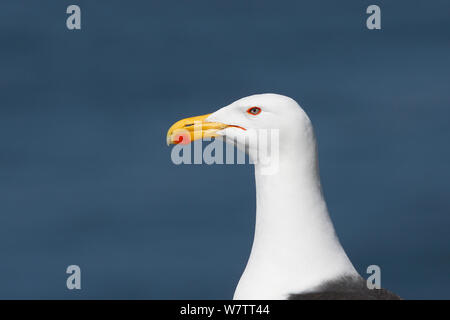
[166,93,313,154]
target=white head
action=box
[167,93,358,299]
[167,93,316,169]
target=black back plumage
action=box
[288,276,402,300]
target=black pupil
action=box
[251,108,258,114]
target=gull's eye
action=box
[247,107,261,115]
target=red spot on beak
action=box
[174,132,191,145]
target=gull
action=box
[167,93,401,300]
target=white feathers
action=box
[209,94,359,299]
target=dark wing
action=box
[288,275,402,300]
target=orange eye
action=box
[247,107,261,115]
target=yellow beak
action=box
[166,114,229,146]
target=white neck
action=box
[233,131,358,300]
